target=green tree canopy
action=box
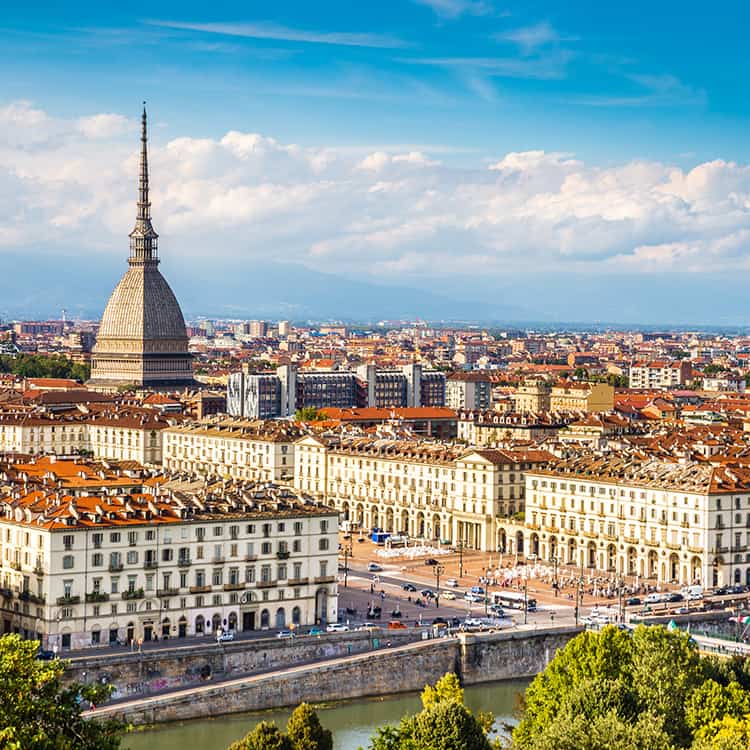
[295,407,328,422]
[229,721,293,750]
[286,703,333,750]
[0,353,89,382]
[0,634,122,750]
[512,625,750,750]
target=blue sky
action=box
[3,1,750,324]
[2,0,747,164]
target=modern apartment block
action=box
[629,360,692,390]
[445,373,493,410]
[227,363,447,418]
[499,454,750,588]
[0,459,338,650]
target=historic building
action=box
[88,107,194,392]
[0,459,338,650]
[498,454,750,588]
[294,434,553,551]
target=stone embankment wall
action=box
[91,625,580,725]
[68,630,418,701]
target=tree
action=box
[0,634,123,750]
[295,407,327,422]
[512,625,713,750]
[0,353,90,382]
[366,673,492,750]
[286,703,333,750]
[690,715,750,750]
[229,721,293,750]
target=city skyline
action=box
[3,1,750,324]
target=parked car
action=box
[387,620,408,629]
[35,648,56,661]
[460,618,484,632]
[625,597,641,606]
[326,623,350,633]
[464,592,484,603]
[217,630,235,642]
[665,592,684,603]
[424,558,438,566]
[357,622,377,631]
[307,627,324,636]
[470,586,485,595]
[445,578,459,587]
[712,586,730,596]
[488,604,505,618]
[402,583,417,592]
[442,591,457,600]
[276,630,293,639]
[367,562,383,572]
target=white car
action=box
[217,630,235,642]
[326,623,350,633]
[367,562,383,572]
[445,578,459,587]
[442,591,457,600]
[464,592,484,603]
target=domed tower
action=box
[88,106,194,392]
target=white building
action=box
[162,419,301,483]
[294,434,553,551]
[499,454,750,588]
[629,360,691,390]
[0,465,338,650]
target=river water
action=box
[124,680,528,750]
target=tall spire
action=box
[129,102,159,265]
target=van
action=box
[681,585,703,601]
[387,620,408,629]
[645,592,662,605]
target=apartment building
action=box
[0,463,338,650]
[446,373,492,411]
[629,361,692,390]
[456,410,570,446]
[499,454,750,588]
[512,379,551,412]
[162,419,301,483]
[228,363,447,418]
[0,406,173,464]
[549,382,615,412]
[294,434,553,551]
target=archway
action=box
[178,616,187,638]
[567,538,576,565]
[341,501,350,521]
[627,547,637,576]
[587,542,596,569]
[530,533,540,557]
[228,611,238,631]
[734,568,742,584]
[126,622,135,644]
[161,618,170,638]
[143,622,153,642]
[432,514,441,541]
[690,556,702,584]
[515,532,524,555]
[669,553,679,582]
[385,507,394,532]
[195,615,205,635]
[275,608,286,629]
[370,506,379,530]
[647,550,658,579]
[607,544,617,572]
[400,510,409,536]
[315,589,328,624]
[211,613,221,634]
[260,609,270,628]
[292,606,301,625]
[498,529,507,553]
[356,503,364,526]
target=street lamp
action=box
[457,539,465,579]
[574,564,584,626]
[342,541,353,588]
[434,563,445,608]
[523,574,529,625]
[550,555,559,598]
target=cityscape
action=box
[3,2,750,750]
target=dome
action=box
[96,264,188,343]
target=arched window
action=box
[195,615,205,634]
[292,606,301,625]
[260,609,270,628]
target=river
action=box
[124,679,528,750]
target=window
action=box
[229,525,239,540]
[319,561,328,577]
[128,531,138,546]
[246,524,256,534]
[92,533,103,549]
[92,553,103,567]
[320,520,328,533]
[261,565,271,583]
[293,540,301,553]
[146,530,155,541]
[161,548,173,562]
[277,564,287,580]
[293,562,302,579]
[213,526,223,537]
[196,528,205,541]
[261,542,272,555]
[63,535,74,550]
[318,538,329,551]
[245,566,255,583]
[62,555,74,569]
[294,522,303,536]
[126,551,138,564]
[196,570,206,587]
[277,523,285,533]
[212,569,223,586]
[111,578,119,594]
[110,532,121,543]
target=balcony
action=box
[108,562,124,573]
[189,585,211,594]
[10,561,21,572]
[177,558,192,568]
[287,577,309,586]
[56,595,80,606]
[623,537,640,545]
[223,582,244,591]
[33,564,44,577]
[212,557,226,564]
[276,550,290,560]
[644,539,660,548]
[314,576,336,584]
[144,560,158,570]
[256,580,277,589]
[582,531,598,539]
[688,545,704,554]
[121,588,144,601]
[157,588,179,597]
[245,555,258,562]
[85,592,110,603]
[665,542,681,551]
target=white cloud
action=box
[148,20,407,49]
[3,100,750,285]
[494,22,570,54]
[413,0,492,19]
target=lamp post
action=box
[434,563,445,608]
[550,555,559,598]
[574,565,584,626]
[457,538,465,579]
[617,575,625,624]
[523,574,529,625]
[342,540,353,588]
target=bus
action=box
[492,590,537,612]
